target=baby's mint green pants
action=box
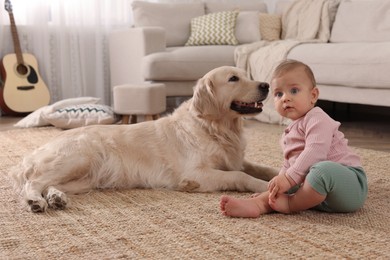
[304,161,368,213]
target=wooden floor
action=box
[1,101,389,152]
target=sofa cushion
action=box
[131,1,205,47]
[235,11,262,44]
[204,0,267,13]
[185,10,239,46]
[259,13,282,41]
[287,42,390,89]
[142,45,237,81]
[330,0,390,42]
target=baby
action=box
[220,59,368,217]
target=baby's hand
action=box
[268,174,292,201]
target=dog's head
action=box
[191,66,269,120]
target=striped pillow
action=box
[185,10,239,46]
[42,104,120,129]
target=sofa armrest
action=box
[109,27,166,86]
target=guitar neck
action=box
[8,10,24,65]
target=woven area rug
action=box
[1,121,389,259]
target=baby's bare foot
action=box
[269,194,292,214]
[220,194,271,218]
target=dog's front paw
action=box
[177,179,200,192]
[46,188,68,210]
[27,199,47,213]
[47,193,68,210]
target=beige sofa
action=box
[109,0,390,110]
[109,0,268,97]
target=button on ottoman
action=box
[113,83,166,124]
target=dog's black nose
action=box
[258,82,269,94]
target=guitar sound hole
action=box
[16,64,28,75]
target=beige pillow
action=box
[259,14,282,41]
[235,11,261,44]
[132,1,205,47]
[185,11,239,46]
[330,0,390,42]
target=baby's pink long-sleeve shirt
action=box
[280,107,362,185]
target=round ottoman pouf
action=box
[113,83,166,124]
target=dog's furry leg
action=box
[176,179,200,192]
[54,179,94,195]
[24,181,48,213]
[242,160,278,181]
[189,168,268,193]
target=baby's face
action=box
[271,66,318,120]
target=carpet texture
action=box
[0,121,389,259]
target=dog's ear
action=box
[191,77,221,119]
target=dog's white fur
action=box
[9,66,278,212]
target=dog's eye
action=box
[228,76,239,82]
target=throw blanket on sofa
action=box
[235,0,334,124]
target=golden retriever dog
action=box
[9,66,277,212]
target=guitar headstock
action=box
[4,0,12,13]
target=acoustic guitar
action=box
[0,0,50,115]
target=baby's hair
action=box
[271,59,316,88]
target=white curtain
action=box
[0,0,134,106]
